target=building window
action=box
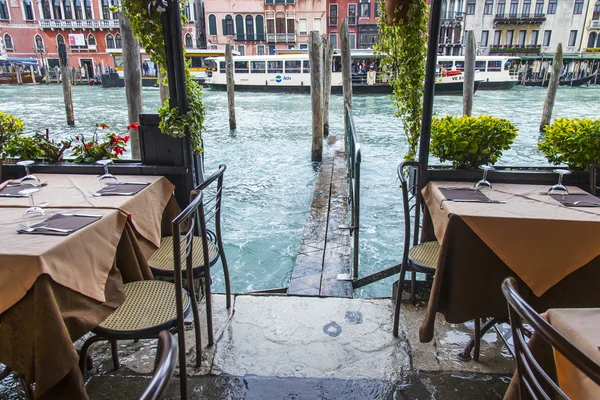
[88,33,96,46]
[359,0,370,18]
[256,15,264,40]
[63,0,72,19]
[594,0,600,20]
[530,29,539,45]
[101,0,110,19]
[237,45,245,56]
[41,0,51,18]
[467,0,476,14]
[257,44,265,55]
[246,15,254,40]
[547,0,556,14]
[481,30,489,47]
[114,33,121,48]
[543,30,551,46]
[588,32,597,48]
[484,0,493,14]
[53,0,62,19]
[568,30,577,46]
[84,0,92,19]
[573,0,584,14]
[106,33,115,49]
[208,14,217,35]
[534,0,544,16]
[505,29,514,45]
[3,33,13,49]
[497,0,505,16]
[235,14,244,40]
[493,30,501,45]
[287,18,294,34]
[185,33,193,48]
[517,30,526,45]
[329,34,338,49]
[349,33,356,48]
[329,4,338,26]
[348,4,357,25]
[522,0,531,16]
[74,0,83,19]
[23,0,34,20]
[299,18,307,35]
[313,17,321,34]
[509,0,518,16]
[299,43,308,50]
[35,34,44,49]
[223,15,234,36]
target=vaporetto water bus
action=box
[205,52,483,95]
[437,55,520,90]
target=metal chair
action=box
[148,164,232,347]
[80,190,210,399]
[589,164,600,196]
[392,161,440,337]
[139,331,178,400]
[502,277,600,399]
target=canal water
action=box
[1,84,598,297]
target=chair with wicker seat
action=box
[140,330,178,400]
[147,164,231,347]
[392,161,440,337]
[79,191,211,400]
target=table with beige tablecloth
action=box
[419,182,600,343]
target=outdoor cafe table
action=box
[418,182,600,344]
[504,308,600,399]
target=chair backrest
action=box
[590,164,600,196]
[397,161,423,266]
[501,277,600,399]
[192,164,226,244]
[139,331,178,400]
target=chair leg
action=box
[176,306,188,400]
[410,271,416,304]
[110,340,120,370]
[187,272,203,367]
[79,335,108,374]
[204,273,214,347]
[392,267,408,338]
[220,251,232,310]
[473,318,481,362]
[18,373,34,400]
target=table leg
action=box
[458,317,507,361]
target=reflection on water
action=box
[1,85,599,296]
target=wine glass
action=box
[474,164,495,191]
[97,159,117,185]
[17,160,41,187]
[547,169,571,195]
[19,187,45,218]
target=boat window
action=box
[285,60,301,73]
[267,60,283,73]
[204,59,217,71]
[302,60,310,73]
[219,61,226,72]
[187,57,204,68]
[251,61,266,73]
[475,61,486,71]
[439,61,453,69]
[488,61,502,72]
[455,61,465,71]
[234,61,249,73]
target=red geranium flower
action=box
[124,135,130,143]
[86,142,92,148]
[75,136,80,141]
[129,122,139,131]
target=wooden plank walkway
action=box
[287,138,353,298]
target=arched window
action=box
[185,33,193,48]
[106,33,115,49]
[589,32,597,48]
[256,14,264,41]
[597,34,600,48]
[275,11,285,34]
[0,0,10,20]
[114,33,121,48]
[52,0,62,19]
[223,14,234,36]
[63,0,73,19]
[245,15,254,40]
[56,33,65,46]
[3,33,13,50]
[208,14,217,35]
[235,14,244,40]
[35,34,44,49]
[74,0,83,19]
[594,0,600,20]
[87,33,96,46]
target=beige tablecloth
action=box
[423,182,600,296]
[0,174,175,247]
[0,208,126,314]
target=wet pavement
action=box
[0,294,515,399]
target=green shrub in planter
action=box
[537,118,600,170]
[431,115,518,169]
[5,135,45,160]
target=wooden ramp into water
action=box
[287,138,353,298]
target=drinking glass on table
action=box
[17,160,41,187]
[97,159,118,186]
[19,187,45,219]
[547,169,571,195]
[474,164,495,192]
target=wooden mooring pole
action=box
[58,43,75,126]
[322,39,333,137]
[540,43,563,132]
[29,65,37,85]
[225,44,236,130]
[309,31,323,162]
[340,18,352,149]
[16,67,22,85]
[463,30,475,116]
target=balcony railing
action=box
[591,20,600,30]
[266,33,296,43]
[235,33,264,41]
[348,16,357,26]
[329,16,338,27]
[489,44,541,54]
[494,13,545,23]
[441,11,465,20]
[39,19,120,29]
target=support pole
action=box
[309,31,323,162]
[540,43,563,132]
[119,12,143,159]
[340,18,353,149]
[225,43,236,130]
[16,67,22,85]
[45,67,50,84]
[463,30,475,116]
[58,43,75,126]
[418,0,442,185]
[322,40,333,137]
[157,65,169,103]
[29,65,37,85]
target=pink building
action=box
[203,0,327,56]
[327,0,380,50]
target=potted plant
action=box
[72,123,132,163]
[375,0,428,161]
[0,112,26,182]
[430,115,518,169]
[538,118,600,170]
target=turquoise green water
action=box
[1,84,599,296]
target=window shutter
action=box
[222,19,227,35]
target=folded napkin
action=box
[18,213,102,236]
[550,193,600,207]
[95,182,149,196]
[440,187,491,202]
[0,182,28,197]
